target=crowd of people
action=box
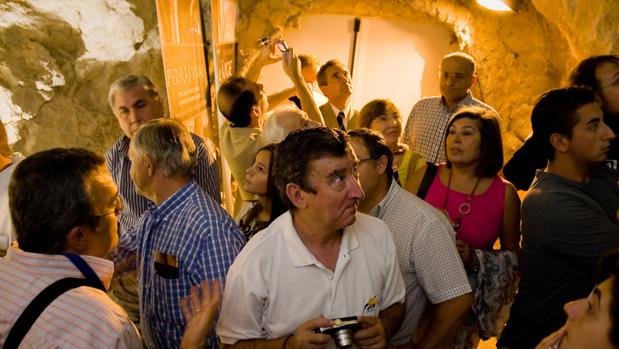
[0,41,618,349]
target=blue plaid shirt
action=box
[116,180,244,349]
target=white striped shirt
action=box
[0,247,141,348]
[402,92,496,163]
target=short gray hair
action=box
[131,119,197,178]
[108,75,160,108]
[440,52,476,75]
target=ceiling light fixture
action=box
[476,0,514,12]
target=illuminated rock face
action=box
[0,0,164,155]
[225,0,618,156]
[0,0,617,158]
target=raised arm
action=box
[240,43,281,82]
[281,48,324,125]
[266,87,297,111]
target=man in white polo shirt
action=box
[217,127,405,349]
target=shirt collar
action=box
[369,179,399,219]
[153,179,198,218]
[118,136,131,159]
[7,246,115,289]
[329,102,351,119]
[282,211,359,268]
[441,91,474,111]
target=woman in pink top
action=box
[406,107,521,348]
[407,107,520,260]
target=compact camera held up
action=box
[315,316,361,349]
[257,37,289,53]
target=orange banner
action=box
[211,0,238,84]
[155,0,210,138]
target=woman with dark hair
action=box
[359,99,425,187]
[406,106,521,348]
[236,144,286,241]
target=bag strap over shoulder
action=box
[3,277,99,349]
[417,162,438,200]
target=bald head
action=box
[263,106,320,143]
[440,52,476,75]
[439,52,477,106]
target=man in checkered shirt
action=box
[114,119,244,349]
[106,75,221,327]
[350,128,473,348]
[402,52,497,163]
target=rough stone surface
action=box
[0,0,164,156]
[227,0,617,157]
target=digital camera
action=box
[316,316,361,349]
[275,39,289,52]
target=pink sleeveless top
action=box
[425,165,506,249]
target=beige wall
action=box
[260,14,457,122]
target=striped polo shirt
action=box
[0,247,141,348]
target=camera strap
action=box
[2,254,106,349]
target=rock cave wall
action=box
[0,0,617,158]
[228,0,618,155]
[0,0,165,156]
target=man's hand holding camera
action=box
[285,315,386,349]
[286,316,334,349]
[281,47,303,86]
[354,316,386,349]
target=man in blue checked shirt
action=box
[106,75,221,326]
[114,118,244,349]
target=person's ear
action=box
[153,95,165,118]
[550,133,569,153]
[143,154,156,176]
[375,154,389,175]
[65,226,88,253]
[250,105,264,127]
[470,74,478,87]
[251,104,261,117]
[286,183,307,209]
[318,84,329,97]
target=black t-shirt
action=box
[498,170,619,349]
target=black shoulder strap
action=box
[3,277,98,349]
[417,162,438,200]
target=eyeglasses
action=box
[95,196,124,218]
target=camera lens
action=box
[332,328,355,349]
